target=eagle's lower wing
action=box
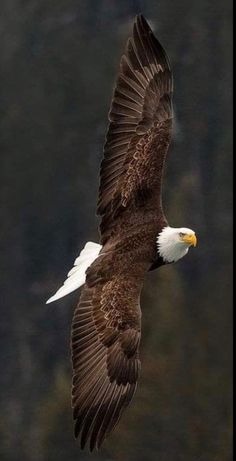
[97,15,173,244]
[71,255,142,451]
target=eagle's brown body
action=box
[71,15,173,450]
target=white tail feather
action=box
[46,241,102,304]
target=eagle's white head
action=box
[157,226,197,263]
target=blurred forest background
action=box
[0,1,233,460]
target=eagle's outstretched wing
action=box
[97,14,173,244]
[71,253,142,451]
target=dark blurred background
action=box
[0,1,233,460]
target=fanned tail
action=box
[46,242,102,304]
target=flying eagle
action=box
[47,15,197,451]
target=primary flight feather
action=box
[47,14,197,450]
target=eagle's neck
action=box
[157,226,189,263]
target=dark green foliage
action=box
[0,1,232,460]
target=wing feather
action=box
[97,15,173,244]
[71,256,142,451]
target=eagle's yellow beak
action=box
[182,233,197,247]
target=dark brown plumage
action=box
[71,14,173,450]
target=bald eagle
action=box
[47,15,197,451]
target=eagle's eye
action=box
[179,232,185,237]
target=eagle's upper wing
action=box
[71,253,142,451]
[97,15,173,244]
